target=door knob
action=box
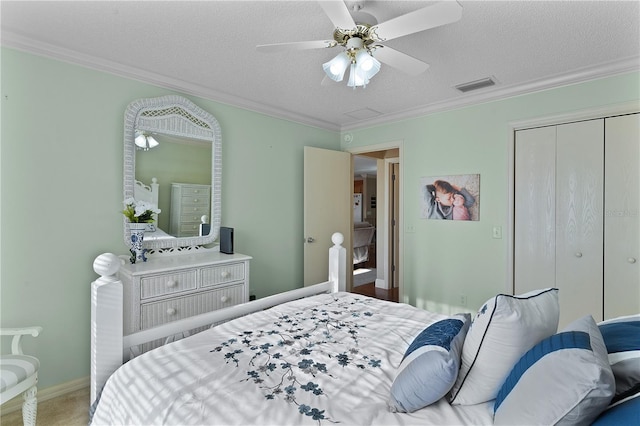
[307,237,315,243]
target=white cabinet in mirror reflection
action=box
[170,183,211,237]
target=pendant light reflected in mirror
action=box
[135,131,159,151]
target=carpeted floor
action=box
[353,267,376,287]
[0,387,89,426]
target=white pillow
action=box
[449,288,559,405]
[494,315,615,425]
[388,313,471,412]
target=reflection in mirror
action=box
[124,95,221,253]
[135,134,212,240]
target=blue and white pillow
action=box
[449,288,559,405]
[592,392,640,425]
[493,315,615,425]
[388,313,471,413]
[598,314,640,403]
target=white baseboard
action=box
[375,278,388,289]
[1,376,89,415]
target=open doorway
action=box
[350,148,400,303]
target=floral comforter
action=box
[91,292,493,425]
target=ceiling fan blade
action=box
[318,1,356,30]
[373,47,429,76]
[321,75,334,86]
[256,40,336,52]
[371,1,462,41]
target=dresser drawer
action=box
[140,284,245,329]
[201,263,245,287]
[177,223,201,236]
[181,195,210,207]
[140,270,197,299]
[180,207,209,222]
[181,186,210,197]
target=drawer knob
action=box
[575,252,583,258]
[220,295,230,303]
[166,280,177,288]
[167,307,177,316]
[221,271,231,279]
[194,198,199,203]
[629,257,637,264]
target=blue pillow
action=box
[388,313,471,413]
[598,315,640,403]
[494,315,615,425]
[592,393,640,425]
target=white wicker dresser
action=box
[119,251,251,354]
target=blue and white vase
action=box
[128,222,148,263]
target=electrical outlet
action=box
[406,225,416,233]
[460,295,467,307]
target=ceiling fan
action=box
[256,1,463,88]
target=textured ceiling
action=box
[2,1,639,131]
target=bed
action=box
[353,221,375,264]
[89,233,639,425]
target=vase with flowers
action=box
[122,198,161,263]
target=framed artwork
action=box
[419,174,480,221]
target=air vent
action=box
[455,77,496,93]
[344,108,382,120]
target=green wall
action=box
[344,72,640,314]
[0,48,339,390]
[1,46,638,393]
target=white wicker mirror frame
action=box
[123,95,222,253]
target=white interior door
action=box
[303,147,351,286]
[556,119,604,325]
[514,126,557,293]
[604,113,640,319]
[515,120,605,327]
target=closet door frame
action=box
[505,100,640,294]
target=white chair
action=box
[1,327,43,426]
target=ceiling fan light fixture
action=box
[347,61,369,88]
[355,48,380,76]
[323,51,350,82]
[345,48,380,88]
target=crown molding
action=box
[340,56,640,131]
[3,32,638,133]
[1,32,341,132]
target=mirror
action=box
[124,95,221,253]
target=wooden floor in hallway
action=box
[351,282,399,303]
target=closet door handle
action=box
[628,257,637,264]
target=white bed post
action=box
[328,232,347,292]
[90,254,123,406]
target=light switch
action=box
[492,226,502,239]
